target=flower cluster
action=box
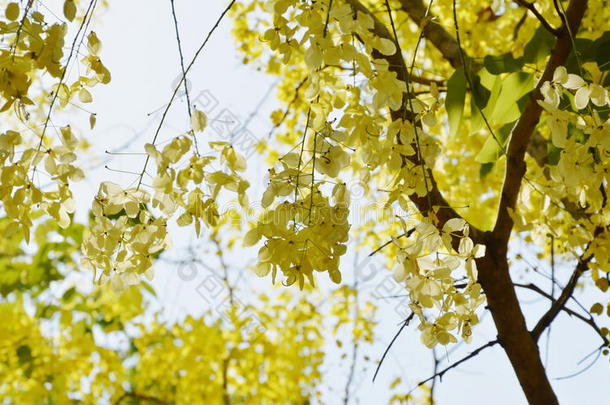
[0,4,110,241]
[83,110,250,291]
[392,218,486,347]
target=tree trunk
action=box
[478,235,558,405]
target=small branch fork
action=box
[514,282,609,346]
[531,228,603,342]
[413,340,499,390]
[514,0,562,36]
[137,0,237,190]
[169,0,200,155]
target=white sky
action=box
[35,0,610,403]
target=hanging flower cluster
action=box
[229,0,488,346]
[392,218,486,347]
[0,3,110,242]
[539,66,610,214]
[82,110,250,291]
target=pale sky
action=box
[44,0,610,403]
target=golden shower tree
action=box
[0,0,609,404]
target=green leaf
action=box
[476,136,503,164]
[589,31,610,72]
[547,142,562,166]
[568,121,587,144]
[562,38,596,75]
[16,345,32,365]
[489,72,534,126]
[470,68,495,133]
[476,67,497,90]
[466,69,498,134]
[140,280,157,297]
[573,38,596,62]
[595,38,610,70]
[563,90,580,112]
[483,53,524,75]
[471,71,492,111]
[479,162,495,178]
[475,122,513,163]
[62,287,77,303]
[523,26,555,65]
[481,74,503,119]
[445,67,467,138]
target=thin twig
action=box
[369,228,415,257]
[545,234,556,366]
[430,347,439,405]
[531,229,600,342]
[212,235,234,306]
[412,340,499,390]
[266,77,308,139]
[169,0,199,155]
[30,0,98,178]
[514,0,562,36]
[222,356,231,405]
[294,108,311,214]
[554,345,604,380]
[343,252,362,405]
[514,282,609,346]
[512,10,528,40]
[372,312,415,382]
[11,0,35,57]
[137,0,237,189]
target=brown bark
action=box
[493,0,588,241]
[478,235,558,405]
[353,0,590,404]
[481,0,588,402]
[397,0,463,69]
[392,1,589,403]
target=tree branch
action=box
[372,312,414,382]
[344,256,362,405]
[368,228,415,257]
[492,0,588,243]
[530,228,601,341]
[514,0,562,36]
[397,0,590,226]
[413,340,499,389]
[346,0,485,244]
[397,0,464,69]
[115,393,168,405]
[471,4,589,404]
[514,282,609,346]
[222,356,231,405]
